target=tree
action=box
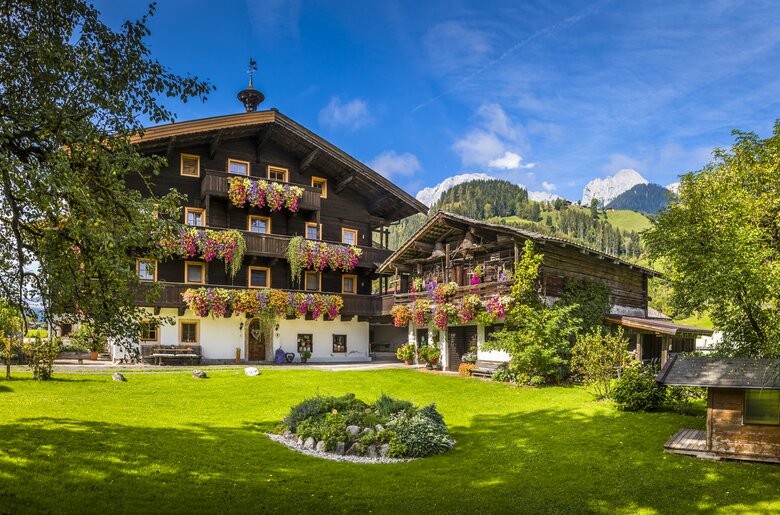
[528,202,541,222]
[645,122,780,358]
[571,327,629,399]
[482,241,580,384]
[0,1,212,365]
[589,198,599,219]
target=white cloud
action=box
[369,151,421,179]
[488,151,521,169]
[542,181,556,192]
[453,103,534,170]
[453,130,506,166]
[476,103,516,139]
[318,97,373,131]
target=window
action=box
[744,389,780,425]
[267,166,288,182]
[248,215,271,234]
[248,266,270,288]
[185,261,205,285]
[185,207,206,227]
[180,154,200,177]
[228,158,250,176]
[297,334,313,353]
[312,176,328,198]
[305,222,320,240]
[140,321,158,342]
[342,228,358,246]
[342,274,357,294]
[137,259,156,282]
[180,320,199,345]
[304,271,320,292]
[333,335,347,353]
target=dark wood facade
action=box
[707,388,780,460]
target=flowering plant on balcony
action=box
[227,176,304,212]
[411,299,433,327]
[477,295,512,325]
[161,227,246,279]
[286,236,362,285]
[181,287,343,320]
[432,281,458,303]
[469,265,483,286]
[432,303,458,329]
[391,304,411,327]
[456,294,482,324]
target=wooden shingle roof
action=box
[656,355,780,389]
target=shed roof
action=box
[603,315,713,336]
[656,355,780,389]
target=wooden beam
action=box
[165,136,177,162]
[177,307,186,316]
[371,191,390,206]
[299,148,319,172]
[411,241,434,253]
[208,130,223,160]
[254,128,271,162]
[334,174,355,194]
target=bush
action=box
[458,363,476,376]
[571,327,630,399]
[22,336,60,380]
[395,343,415,363]
[610,364,666,411]
[386,408,454,458]
[665,385,707,415]
[460,346,478,364]
[372,394,414,417]
[281,393,367,431]
[492,363,527,384]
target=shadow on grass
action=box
[0,411,777,514]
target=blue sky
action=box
[96,0,780,200]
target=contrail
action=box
[410,1,611,114]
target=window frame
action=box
[333,334,347,353]
[267,165,289,183]
[304,271,321,292]
[744,389,780,426]
[311,176,328,198]
[341,274,357,294]
[136,259,157,282]
[179,320,200,345]
[180,153,201,177]
[184,207,206,227]
[248,266,271,289]
[227,158,250,176]
[305,222,321,240]
[342,228,358,246]
[247,215,271,234]
[184,261,206,285]
[297,334,313,353]
[139,320,159,343]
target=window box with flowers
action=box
[227,176,304,212]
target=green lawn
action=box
[1,369,778,514]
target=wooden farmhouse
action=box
[377,211,712,371]
[657,355,780,463]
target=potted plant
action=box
[69,325,105,361]
[300,350,312,363]
[418,345,442,369]
[395,343,416,365]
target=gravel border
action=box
[266,433,414,464]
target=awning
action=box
[604,315,714,336]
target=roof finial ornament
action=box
[237,57,265,112]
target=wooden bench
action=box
[142,345,202,365]
[470,360,505,378]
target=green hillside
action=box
[491,205,652,237]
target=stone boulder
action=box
[303,437,315,450]
[192,370,207,379]
[112,372,127,382]
[346,425,359,437]
[335,442,346,455]
[367,445,377,458]
[345,442,361,456]
[315,440,326,452]
[244,367,260,377]
[375,424,384,433]
[379,444,390,457]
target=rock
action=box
[283,430,293,439]
[361,427,372,434]
[379,444,390,457]
[315,440,326,452]
[345,442,361,456]
[297,437,304,447]
[375,424,384,432]
[112,372,127,382]
[367,444,377,458]
[244,367,260,376]
[335,442,346,455]
[192,369,207,379]
[346,425,359,437]
[303,437,315,450]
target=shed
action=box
[656,355,780,463]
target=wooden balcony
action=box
[388,280,513,309]
[200,169,321,211]
[135,282,381,317]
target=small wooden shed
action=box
[656,355,780,463]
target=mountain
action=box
[416,173,559,207]
[581,169,648,207]
[666,182,680,194]
[606,183,672,214]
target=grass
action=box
[675,312,716,330]
[1,369,778,514]
[492,207,653,235]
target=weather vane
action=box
[247,58,257,88]
[237,57,265,112]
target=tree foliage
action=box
[645,123,780,358]
[571,327,629,399]
[0,1,212,354]
[556,278,611,331]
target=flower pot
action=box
[404,359,413,365]
[89,351,99,361]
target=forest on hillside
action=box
[388,179,646,260]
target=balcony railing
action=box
[135,282,381,317]
[390,280,513,307]
[200,169,321,211]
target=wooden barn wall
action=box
[708,388,780,458]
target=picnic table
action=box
[147,345,202,365]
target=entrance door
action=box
[247,319,267,361]
[447,326,477,371]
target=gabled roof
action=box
[130,110,427,222]
[378,211,660,276]
[656,355,780,389]
[604,315,713,336]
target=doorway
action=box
[247,318,268,361]
[447,326,477,371]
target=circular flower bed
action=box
[271,393,454,462]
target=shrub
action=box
[665,385,707,415]
[395,344,415,363]
[417,345,441,365]
[372,394,414,417]
[610,364,666,411]
[492,363,527,384]
[571,327,630,399]
[458,363,476,376]
[22,336,60,380]
[386,408,454,458]
[281,393,367,431]
[460,346,478,364]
